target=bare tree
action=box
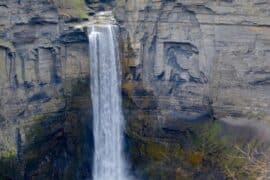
[227,144,270,180]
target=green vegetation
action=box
[52,0,88,19]
[144,142,167,161]
[126,117,270,179]
[122,79,270,179]
[0,147,19,179]
[187,151,204,166]
[0,148,16,159]
[24,114,47,142]
[189,121,265,179]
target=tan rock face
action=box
[116,0,270,178]
[117,0,270,133]
[0,0,92,179]
[0,0,270,179]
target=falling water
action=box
[88,25,128,180]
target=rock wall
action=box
[116,0,270,179]
[0,0,270,179]
[0,0,93,179]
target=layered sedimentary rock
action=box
[117,0,270,131]
[0,0,270,179]
[115,0,270,179]
[0,0,92,179]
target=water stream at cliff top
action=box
[88,25,128,180]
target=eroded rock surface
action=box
[0,0,270,179]
[0,0,92,179]
[116,0,270,179]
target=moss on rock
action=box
[144,142,167,161]
[52,0,88,19]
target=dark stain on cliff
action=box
[22,76,93,179]
[28,92,51,103]
[59,30,88,44]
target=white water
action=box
[88,25,128,180]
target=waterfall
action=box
[88,25,128,180]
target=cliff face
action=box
[116,0,270,179]
[0,0,270,179]
[117,0,270,132]
[0,0,92,179]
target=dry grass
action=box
[226,144,270,180]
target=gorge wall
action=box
[0,0,270,179]
[116,0,270,179]
[0,0,92,179]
